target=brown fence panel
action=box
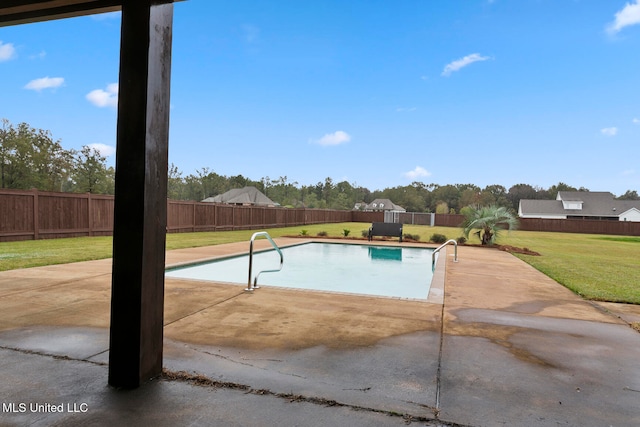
[90,195,115,236]
[213,205,234,230]
[335,210,351,223]
[519,218,640,236]
[249,206,264,228]
[193,203,217,232]
[283,209,295,226]
[351,211,383,223]
[263,207,278,228]
[295,208,306,225]
[272,208,283,226]
[167,200,195,233]
[232,206,253,230]
[37,192,90,239]
[308,209,327,224]
[0,189,36,241]
[434,214,465,227]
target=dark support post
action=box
[109,1,173,389]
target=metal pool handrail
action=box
[246,231,283,292]
[432,239,458,270]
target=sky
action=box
[1,0,639,196]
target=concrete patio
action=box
[1,238,639,426]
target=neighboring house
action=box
[362,198,406,213]
[202,186,277,207]
[518,191,640,222]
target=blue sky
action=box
[1,0,639,195]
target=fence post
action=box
[192,201,196,232]
[32,188,39,240]
[88,192,93,236]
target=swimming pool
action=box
[166,242,435,300]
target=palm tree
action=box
[461,205,519,245]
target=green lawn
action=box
[498,231,640,304]
[1,223,638,304]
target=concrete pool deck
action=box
[1,238,639,426]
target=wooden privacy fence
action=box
[167,200,353,233]
[518,217,640,236]
[2,189,639,242]
[0,189,355,242]
[0,189,114,241]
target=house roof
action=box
[519,199,567,216]
[202,186,276,206]
[364,198,406,212]
[520,192,640,218]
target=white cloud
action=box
[88,143,116,157]
[311,130,351,146]
[633,118,640,124]
[442,53,490,77]
[601,127,618,136]
[0,41,16,62]
[621,169,636,176]
[404,166,431,180]
[86,83,118,108]
[24,76,64,91]
[606,0,640,35]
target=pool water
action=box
[166,242,435,300]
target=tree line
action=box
[1,119,114,194]
[2,119,638,212]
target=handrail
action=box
[246,231,283,291]
[432,239,458,270]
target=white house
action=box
[519,191,640,222]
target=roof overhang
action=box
[0,0,181,27]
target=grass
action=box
[0,223,369,271]
[498,230,640,304]
[1,222,639,304]
[0,236,114,270]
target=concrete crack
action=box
[0,344,107,366]
[181,343,309,379]
[160,368,464,426]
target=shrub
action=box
[342,229,351,237]
[361,229,369,238]
[403,233,420,241]
[317,231,328,237]
[300,229,308,236]
[456,236,467,244]
[430,233,447,244]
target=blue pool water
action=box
[166,242,435,300]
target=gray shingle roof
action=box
[521,192,640,218]
[519,200,567,215]
[364,199,406,212]
[202,186,276,206]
